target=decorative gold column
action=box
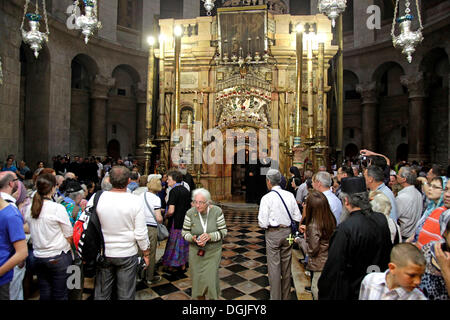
[173,26,182,142]
[336,14,344,165]
[294,24,303,148]
[306,36,314,143]
[142,38,157,176]
[312,42,327,168]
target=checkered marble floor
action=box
[128,209,298,300]
[28,205,306,300]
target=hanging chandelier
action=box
[202,0,216,16]
[391,0,423,63]
[21,0,50,59]
[318,0,347,28]
[72,0,102,44]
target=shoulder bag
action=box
[144,192,169,241]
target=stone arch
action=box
[111,64,141,97]
[344,143,359,162]
[71,54,99,89]
[419,48,449,165]
[420,47,449,89]
[343,69,361,100]
[372,61,406,97]
[20,43,51,168]
[70,54,99,157]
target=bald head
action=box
[0,171,19,195]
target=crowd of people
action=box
[258,149,450,300]
[0,148,449,301]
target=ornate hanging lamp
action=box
[391,0,423,63]
[21,0,50,59]
[72,0,102,44]
[318,0,347,28]
[202,0,216,16]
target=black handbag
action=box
[271,190,299,236]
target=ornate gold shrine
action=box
[154,3,338,200]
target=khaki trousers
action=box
[265,227,292,300]
[311,271,322,300]
[146,226,158,281]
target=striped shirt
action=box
[359,271,427,300]
[182,205,227,243]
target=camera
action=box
[136,257,147,281]
[442,242,449,253]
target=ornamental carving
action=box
[223,0,287,14]
[400,72,427,98]
[356,81,377,104]
[216,85,272,129]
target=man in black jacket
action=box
[318,176,392,300]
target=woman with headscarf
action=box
[412,176,448,249]
[286,166,301,195]
[419,210,450,300]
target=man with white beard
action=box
[178,160,195,195]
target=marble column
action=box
[400,73,428,162]
[356,82,378,151]
[90,75,115,156]
[135,82,147,157]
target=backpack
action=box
[73,190,105,277]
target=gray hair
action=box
[55,175,65,186]
[366,165,384,182]
[67,189,85,202]
[315,171,332,188]
[398,166,417,186]
[101,176,112,191]
[266,169,281,186]
[192,188,211,203]
[304,170,313,179]
[339,191,372,214]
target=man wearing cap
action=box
[318,176,392,300]
[258,169,301,300]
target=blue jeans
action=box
[34,251,73,300]
[94,255,138,300]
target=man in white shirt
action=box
[359,243,427,300]
[87,166,150,300]
[395,167,423,241]
[258,169,301,300]
[312,171,342,224]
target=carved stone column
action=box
[90,75,115,156]
[135,82,147,157]
[356,82,378,151]
[400,73,428,162]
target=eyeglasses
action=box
[192,200,207,205]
